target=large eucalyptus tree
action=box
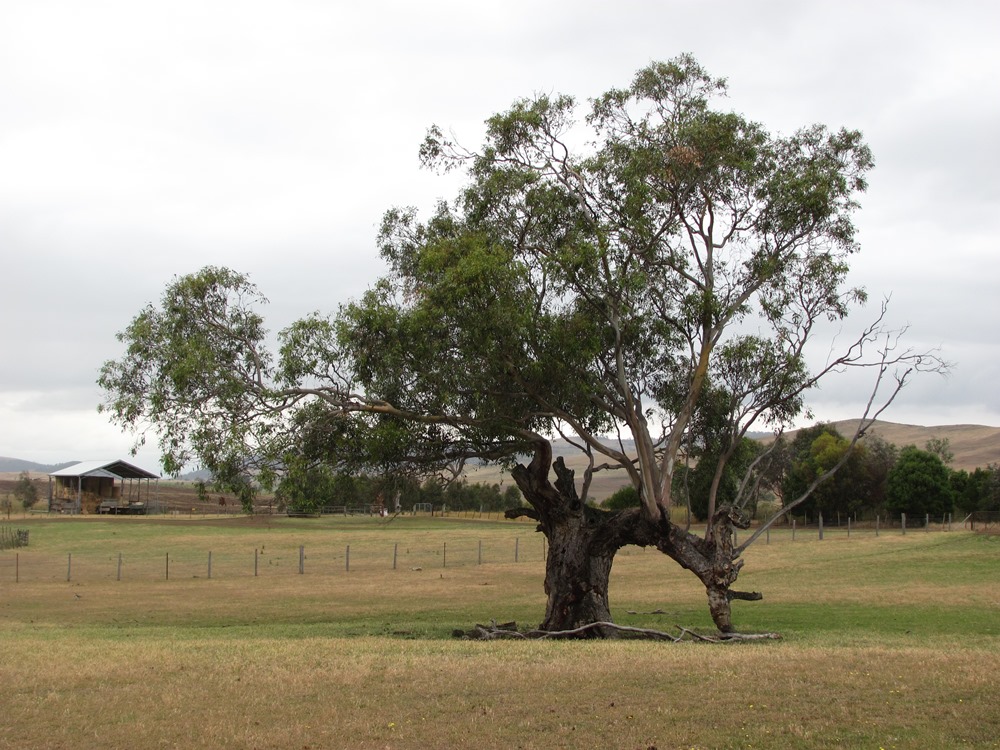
[100,56,936,635]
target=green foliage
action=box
[780,424,882,518]
[979,465,1000,512]
[925,436,954,464]
[271,464,519,515]
[97,266,275,493]
[950,464,1000,514]
[442,480,523,512]
[686,437,762,521]
[274,461,337,514]
[99,57,878,521]
[886,446,954,518]
[604,485,640,510]
[13,471,39,509]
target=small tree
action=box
[12,472,38,511]
[952,464,1000,514]
[886,446,953,519]
[981,464,1000,512]
[687,437,762,522]
[604,485,640,511]
[925,437,954,465]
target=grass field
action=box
[1,516,998,749]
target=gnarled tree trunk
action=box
[507,441,758,636]
[508,443,626,636]
[537,510,616,632]
[655,506,753,633]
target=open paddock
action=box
[1,516,998,749]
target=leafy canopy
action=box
[100,56,891,522]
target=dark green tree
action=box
[99,57,939,635]
[981,465,1000,512]
[781,425,865,519]
[274,459,336,514]
[886,446,954,519]
[951,465,1000,514]
[332,473,360,507]
[779,425,900,520]
[687,437,763,522]
[925,437,954,465]
[860,434,897,514]
[604,485,640,511]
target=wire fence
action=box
[0,533,548,584]
[0,512,970,585]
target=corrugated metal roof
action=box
[50,460,160,480]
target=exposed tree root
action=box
[452,620,781,642]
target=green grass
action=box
[1,517,998,749]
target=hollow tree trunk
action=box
[507,440,760,636]
[537,508,616,633]
[508,443,624,636]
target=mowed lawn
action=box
[1,515,998,749]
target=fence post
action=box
[67,553,71,582]
[208,551,213,579]
[876,514,880,537]
[393,542,398,570]
[254,548,259,577]
[766,527,770,545]
[346,544,350,572]
[948,513,952,532]
[515,537,520,563]
[818,512,824,541]
[478,540,482,565]
[792,519,796,541]
[901,513,906,535]
[443,542,447,568]
[925,513,930,532]
[117,552,122,581]
[847,518,851,539]
[299,545,305,574]
[166,552,169,580]
[15,552,18,583]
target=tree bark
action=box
[508,444,624,636]
[507,440,757,636]
[538,513,616,634]
[654,506,751,633]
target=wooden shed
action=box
[48,460,160,514]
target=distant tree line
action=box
[604,425,1000,522]
[272,462,523,515]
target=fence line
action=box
[0,534,547,584]
[0,516,968,584]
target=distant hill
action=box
[3,420,996,495]
[0,457,77,474]
[813,420,1000,472]
[459,421,1000,500]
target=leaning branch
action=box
[735,334,945,554]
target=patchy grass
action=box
[1,519,998,749]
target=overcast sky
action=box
[2,0,998,471]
